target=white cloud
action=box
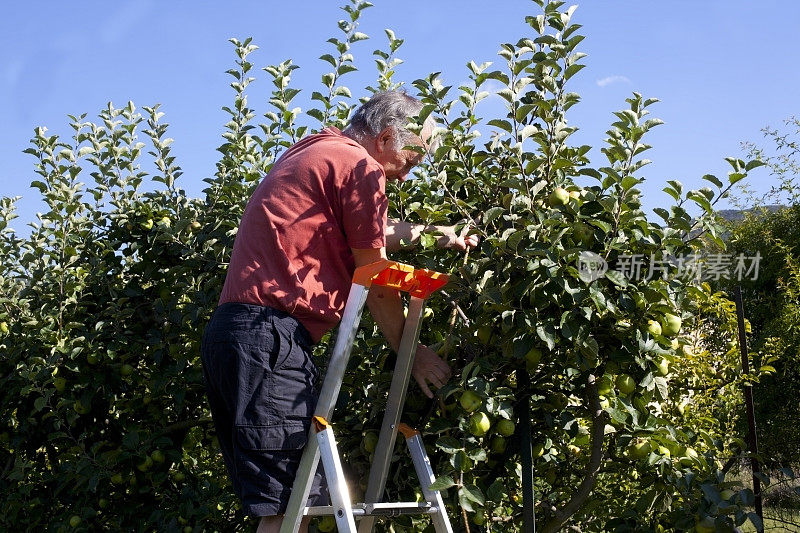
[101,1,154,44]
[596,75,630,88]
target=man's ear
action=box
[375,127,394,154]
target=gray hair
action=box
[344,90,436,151]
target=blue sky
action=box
[2,1,799,232]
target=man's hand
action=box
[412,344,452,398]
[385,219,479,252]
[436,224,479,251]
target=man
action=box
[201,90,477,532]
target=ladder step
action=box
[304,502,440,517]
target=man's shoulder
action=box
[295,128,380,172]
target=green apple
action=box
[189,220,202,232]
[654,357,670,377]
[496,419,515,437]
[468,412,491,437]
[362,431,378,454]
[615,374,636,396]
[627,438,652,460]
[151,449,165,463]
[679,446,699,466]
[69,515,81,528]
[111,473,124,485]
[490,436,507,454]
[184,527,193,533]
[525,347,542,367]
[547,392,569,410]
[73,400,89,414]
[532,443,545,458]
[0,321,8,334]
[171,471,185,482]
[476,325,493,344]
[98,498,108,509]
[141,219,154,230]
[695,516,716,533]
[159,286,171,301]
[54,377,66,392]
[318,516,336,532]
[646,319,662,336]
[137,456,153,472]
[596,375,613,397]
[548,187,570,207]
[157,216,171,228]
[472,508,487,526]
[120,364,135,377]
[573,222,593,245]
[86,353,100,365]
[662,313,682,336]
[459,390,483,413]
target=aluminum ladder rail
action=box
[280,259,453,533]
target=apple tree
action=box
[0,0,771,531]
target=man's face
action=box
[372,127,430,182]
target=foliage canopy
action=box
[0,1,774,531]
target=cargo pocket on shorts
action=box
[235,422,309,452]
[233,422,311,497]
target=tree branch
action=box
[541,374,606,533]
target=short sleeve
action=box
[339,161,387,249]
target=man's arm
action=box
[351,247,451,398]
[385,219,479,253]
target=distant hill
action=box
[717,204,786,223]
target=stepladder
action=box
[280,259,454,533]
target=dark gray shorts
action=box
[200,302,329,517]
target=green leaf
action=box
[429,475,456,491]
[747,513,764,532]
[306,108,326,122]
[484,207,505,224]
[337,64,358,75]
[621,176,640,191]
[319,54,337,67]
[34,396,46,412]
[460,484,485,505]
[653,376,668,401]
[580,336,599,360]
[519,124,538,141]
[605,269,628,287]
[487,119,513,133]
[653,207,670,222]
[435,436,462,454]
[564,63,585,80]
[729,172,746,185]
[536,323,557,350]
[662,186,680,201]
[702,174,723,188]
[745,159,765,171]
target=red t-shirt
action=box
[219,127,388,342]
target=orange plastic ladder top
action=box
[352,259,449,299]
